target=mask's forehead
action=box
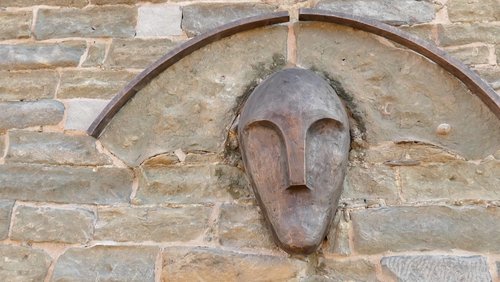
[241,68,347,126]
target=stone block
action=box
[58,70,137,99]
[91,0,166,4]
[7,131,112,166]
[0,164,133,204]
[0,100,64,130]
[100,27,287,166]
[0,11,31,40]
[52,246,158,282]
[0,70,58,101]
[497,45,500,65]
[142,153,180,166]
[218,204,275,249]
[399,24,436,44]
[11,205,95,243]
[326,214,351,256]
[64,99,109,131]
[381,255,491,281]
[0,200,14,240]
[361,142,466,164]
[105,38,178,69]
[351,206,500,254]
[0,0,87,7]
[342,165,398,204]
[0,245,51,281]
[0,41,86,70]
[437,23,500,46]
[316,0,435,25]
[448,0,500,22]
[162,247,306,281]
[136,164,251,204]
[95,205,211,242]
[446,45,490,65]
[182,3,276,36]
[475,67,500,92]
[136,4,182,37]
[297,22,500,159]
[0,133,4,158]
[315,258,378,282]
[34,7,137,40]
[81,41,107,67]
[400,160,500,202]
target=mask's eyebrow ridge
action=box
[306,119,344,135]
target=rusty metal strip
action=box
[298,8,500,120]
[87,12,290,137]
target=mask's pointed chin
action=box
[277,235,322,255]
[267,206,330,255]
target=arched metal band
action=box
[88,9,500,137]
[87,12,290,137]
[299,8,500,120]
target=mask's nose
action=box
[284,134,309,190]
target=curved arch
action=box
[87,12,290,137]
[88,9,500,137]
[298,8,500,120]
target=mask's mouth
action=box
[286,184,312,191]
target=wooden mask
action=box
[238,68,350,254]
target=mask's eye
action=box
[308,118,344,135]
[306,118,347,187]
[242,121,287,195]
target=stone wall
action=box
[0,0,499,281]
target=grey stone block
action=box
[136,4,182,37]
[316,258,378,282]
[0,11,31,40]
[0,100,64,130]
[446,45,490,65]
[218,204,275,249]
[182,3,276,36]
[475,67,500,92]
[0,200,14,240]
[0,0,87,7]
[0,70,58,101]
[0,41,86,70]
[7,131,112,166]
[437,23,500,46]
[81,41,107,67]
[34,7,136,40]
[90,0,165,4]
[400,160,500,202]
[136,164,251,204]
[64,99,109,131]
[11,205,95,243]
[104,38,178,69]
[448,0,499,22]
[0,133,5,158]
[52,246,158,282]
[316,0,435,25]
[0,164,133,204]
[343,164,398,204]
[381,255,492,282]
[58,70,136,99]
[162,247,306,281]
[0,245,51,281]
[94,205,211,242]
[351,206,500,254]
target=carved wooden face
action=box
[238,68,350,254]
